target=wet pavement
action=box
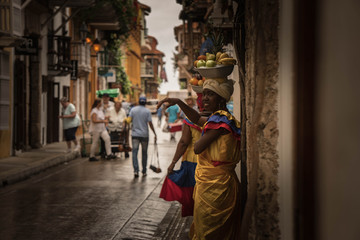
[0,116,191,240]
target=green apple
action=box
[197,60,206,68]
[206,60,216,67]
[206,53,216,61]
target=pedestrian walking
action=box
[165,104,180,142]
[159,94,208,217]
[88,99,116,161]
[59,97,81,153]
[127,96,157,178]
[157,78,241,240]
[100,93,114,114]
[157,104,163,127]
[121,99,131,116]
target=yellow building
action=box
[123,2,151,104]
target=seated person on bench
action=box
[106,101,131,154]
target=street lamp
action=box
[92,38,101,53]
[91,38,101,57]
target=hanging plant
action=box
[107,34,131,95]
[78,0,137,41]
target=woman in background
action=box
[59,97,80,153]
[88,99,116,161]
[160,94,207,217]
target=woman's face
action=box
[202,89,223,112]
[96,101,102,108]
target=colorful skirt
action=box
[159,161,197,217]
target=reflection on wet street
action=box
[0,117,180,240]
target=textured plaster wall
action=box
[243,0,280,239]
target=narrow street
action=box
[0,116,188,240]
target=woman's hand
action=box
[167,161,176,175]
[157,98,179,110]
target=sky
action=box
[140,0,183,95]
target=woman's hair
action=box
[91,99,101,109]
[60,97,68,103]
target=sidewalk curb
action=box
[1,151,79,187]
[152,202,193,240]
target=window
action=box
[0,50,10,130]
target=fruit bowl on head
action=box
[191,85,203,93]
[194,64,234,78]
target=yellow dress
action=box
[191,110,241,240]
[182,122,202,164]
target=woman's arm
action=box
[66,111,77,118]
[91,112,108,124]
[157,98,207,126]
[194,128,229,154]
[167,124,192,175]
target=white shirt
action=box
[106,108,127,131]
[89,108,106,133]
[100,101,115,115]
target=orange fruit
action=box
[194,60,199,67]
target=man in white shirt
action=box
[106,101,130,158]
[106,101,127,131]
[100,93,115,115]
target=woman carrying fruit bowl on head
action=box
[157,78,241,240]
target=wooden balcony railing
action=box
[71,42,91,74]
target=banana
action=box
[219,57,236,63]
[219,53,229,60]
[221,61,236,65]
[216,52,222,61]
[219,58,236,64]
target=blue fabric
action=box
[131,137,149,174]
[200,37,214,55]
[157,107,162,117]
[129,105,152,137]
[168,161,197,187]
[206,113,241,137]
[166,105,180,123]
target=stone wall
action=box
[240,0,280,239]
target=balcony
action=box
[48,0,95,7]
[48,35,72,76]
[0,0,22,47]
[71,42,91,75]
[141,67,154,78]
[87,3,119,30]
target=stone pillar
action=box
[29,56,42,149]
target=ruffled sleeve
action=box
[183,118,202,132]
[203,110,241,141]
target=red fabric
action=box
[168,122,183,132]
[196,93,204,112]
[212,161,231,167]
[204,122,241,141]
[183,119,202,132]
[160,177,194,217]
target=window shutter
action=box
[0,0,21,37]
[0,50,10,130]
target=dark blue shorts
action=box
[64,127,78,141]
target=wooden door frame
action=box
[294,0,318,239]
